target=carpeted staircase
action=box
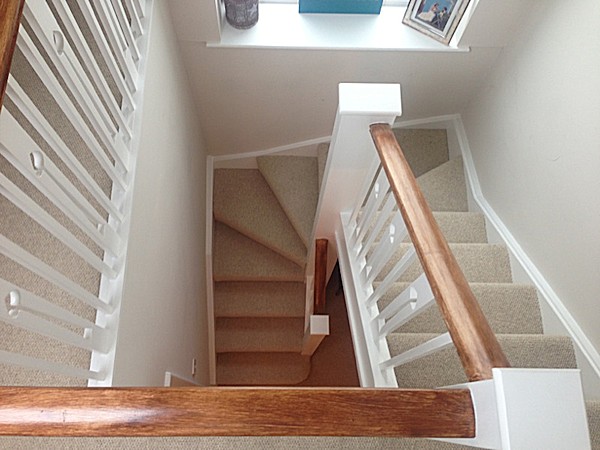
[370,128,599,448]
[212,152,326,385]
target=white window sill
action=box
[207,4,469,52]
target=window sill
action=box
[207,4,469,52]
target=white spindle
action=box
[376,274,435,337]
[124,0,144,37]
[366,245,416,307]
[380,332,453,370]
[347,160,381,229]
[353,170,390,248]
[92,0,138,93]
[109,0,141,62]
[0,350,105,381]
[16,27,128,190]
[0,110,123,257]
[0,279,110,353]
[0,236,113,314]
[357,191,396,261]
[23,2,130,172]
[77,0,135,107]
[132,0,145,19]
[47,0,133,139]
[0,173,118,279]
[362,214,407,286]
[0,287,110,354]
[6,80,124,223]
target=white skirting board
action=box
[393,114,600,400]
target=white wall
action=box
[112,1,209,386]
[462,0,600,357]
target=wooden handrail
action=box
[0,387,475,437]
[0,0,25,111]
[370,123,510,381]
[314,239,328,314]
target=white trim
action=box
[88,0,155,387]
[211,135,331,162]
[206,156,217,386]
[453,115,600,388]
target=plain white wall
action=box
[112,1,209,386]
[462,0,600,354]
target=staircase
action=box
[212,151,326,385]
[365,128,599,448]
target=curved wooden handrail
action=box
[0,387,474,437]
[0,0,25,111]
[370,123,510,381]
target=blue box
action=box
[299,0,383,14]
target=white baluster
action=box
[16,27,128,190]
[0,284,111,353]
[92,0,138,93]
[376,274,435,337]
[357,191,396,261]
[47,0,133,140]
[76,1,136,106]
[347,159,381,229]
[124,0,144,37]
[0,350,105,381]
[0,236,113,314]
[353,170,390,249]
[6,80,124,222]
[380,332,453,370]
[366,245,416,307]
[109,0,141,62]
[0,110,123,257]
[0,173,118,279]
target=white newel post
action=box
[440,368,591,449]
[301,315,330,356]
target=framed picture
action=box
[403,0,471,45]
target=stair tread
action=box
[257,155,319,247]
[417,157,468,212]
[214,281,305,318]
[214,169,306,266]
[377,243,512,284]
[217,352,310,386]
[215,317,304,353]
[394,128,449,178]
[387,333,577,388]
[377,282,542,335]
[213,222,304,282]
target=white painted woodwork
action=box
[380,333,453,370]
[301,315,330,356]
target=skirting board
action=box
[430,115,600,400]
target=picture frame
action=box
[402,0,471,45]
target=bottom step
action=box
[217,352,310,386]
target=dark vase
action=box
[225,0,259,30]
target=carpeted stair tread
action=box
[213,222,304,282]
[587,401,600,450]
[257,155,319,247]
[370,211,487,244]
[214,281,305,318]
[387,333,577,389]
[215,317,304,353]
[394,128,449,178]
[417,158,468,212]
[376,282,542,335]
[317,142,329,190]
[217,352,310,386]
[213,169,306,266]
[377,243,512,284]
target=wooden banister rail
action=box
[314,239,328,314]
[370,123,510,381]
[0,0,25,111]
[0,387,474,437]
